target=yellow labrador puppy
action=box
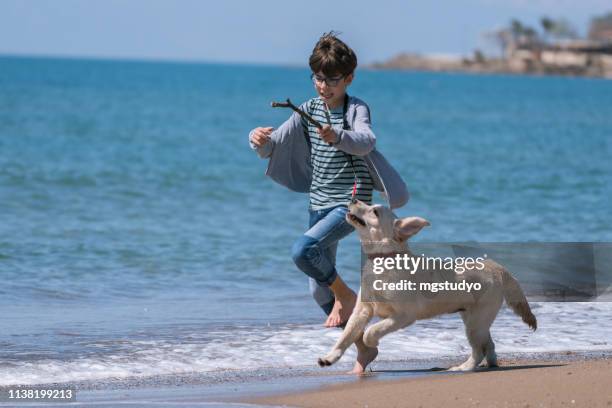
[318,200,537,374]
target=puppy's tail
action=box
[502,269,537,331]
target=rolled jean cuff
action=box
[320,268,338,287]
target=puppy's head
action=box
[346,200,430,244]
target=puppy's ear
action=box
[393,217,430,242]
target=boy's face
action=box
[312,71,354,108]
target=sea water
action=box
[1,56,611,386]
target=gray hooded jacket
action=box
[249,96,409,209]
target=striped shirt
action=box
[303,97,373,210]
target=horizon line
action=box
[0,50,469,68]
[0,51,313,69]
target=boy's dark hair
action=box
[309,32,357,77]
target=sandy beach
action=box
[250,356,612,408]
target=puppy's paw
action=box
[317,357,331,367]
[447,363,478,372]
[318,349,343,367]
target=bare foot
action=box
[324,291,356,327]
[349,343,378,375]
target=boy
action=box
[249,32,408,330]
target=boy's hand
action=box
[250,127,274,148]
[317,125,338,145]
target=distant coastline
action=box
[370,43,612,79]
[372,13,612,79]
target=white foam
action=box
[1,302,610,386]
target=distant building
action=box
[508,39,612,78]
[589,12,612,42]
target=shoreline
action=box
[369,50,612,79]
[248,353,612,408]
[2,351,609,407]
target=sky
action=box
[0,0,610,65]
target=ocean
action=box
[1,56,611,388]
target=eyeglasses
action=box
[310,73,345,87]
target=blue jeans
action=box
[291,205,355,315]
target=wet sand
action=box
[3,353,610,407]
[249,356,612,408]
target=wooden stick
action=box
[271,98,323,129]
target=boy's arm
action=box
[333,104,376,156]
[248,102,307,158]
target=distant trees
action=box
[510,19,540,46]
[483,29,512,57]
[540,17,578,42]
[484,17,579,57]
[484,19,540,57]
